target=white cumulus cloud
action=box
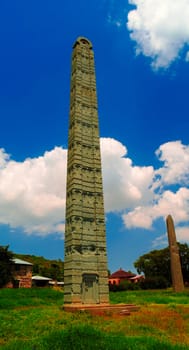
[175,226,189,243]
[152,225,189,248]
[0,147,67,236]
[100,138,154,212]
[155,141,189,186]
[0,138,154,235]
[122,140,189,231]
[0,138,189,240]
[123,187,189,229]
[127,0,189,69]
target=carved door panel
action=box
[82,274,99,304]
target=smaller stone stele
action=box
[166,214,184,292]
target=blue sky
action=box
[1,0,189,273]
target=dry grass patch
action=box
[96,304,189,346]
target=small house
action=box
[32,275,52,287]
[6,258,33,288]
[109,268,136,286]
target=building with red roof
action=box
[109,268,136,286]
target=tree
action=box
[14,253,64,281]
[179,243,189,283]
[0,245,14,288]
[134,243,189,285]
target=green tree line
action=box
[0,246,64,287]
[134,242,189,288]
[1,243,189,289]
[14,253,64,281]
[0,246,14,288]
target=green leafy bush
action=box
[139,276,169,290]
[109,280,140,292]
[0,246,14,288]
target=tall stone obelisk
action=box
[166,215,184,292]
[64,37,109,307]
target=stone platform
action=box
[63,304,139,316]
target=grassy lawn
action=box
[0,288,189,349]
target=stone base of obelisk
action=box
[63,303,139,316]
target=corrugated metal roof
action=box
[32,275,52,281]
[12,258,33,266]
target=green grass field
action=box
[0,288,189,349]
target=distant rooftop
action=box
[12,258,33,266]
[109,268,135,279]
[32,275,52,281]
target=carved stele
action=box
[64,37,109,306]
[166,215,184,292]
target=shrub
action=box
[0,245,14,288]
[139,276,169,290]
[109,280,140,292]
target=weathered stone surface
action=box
[64,37,109,306]
[166,214,184,292]
[64,304,139,315]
